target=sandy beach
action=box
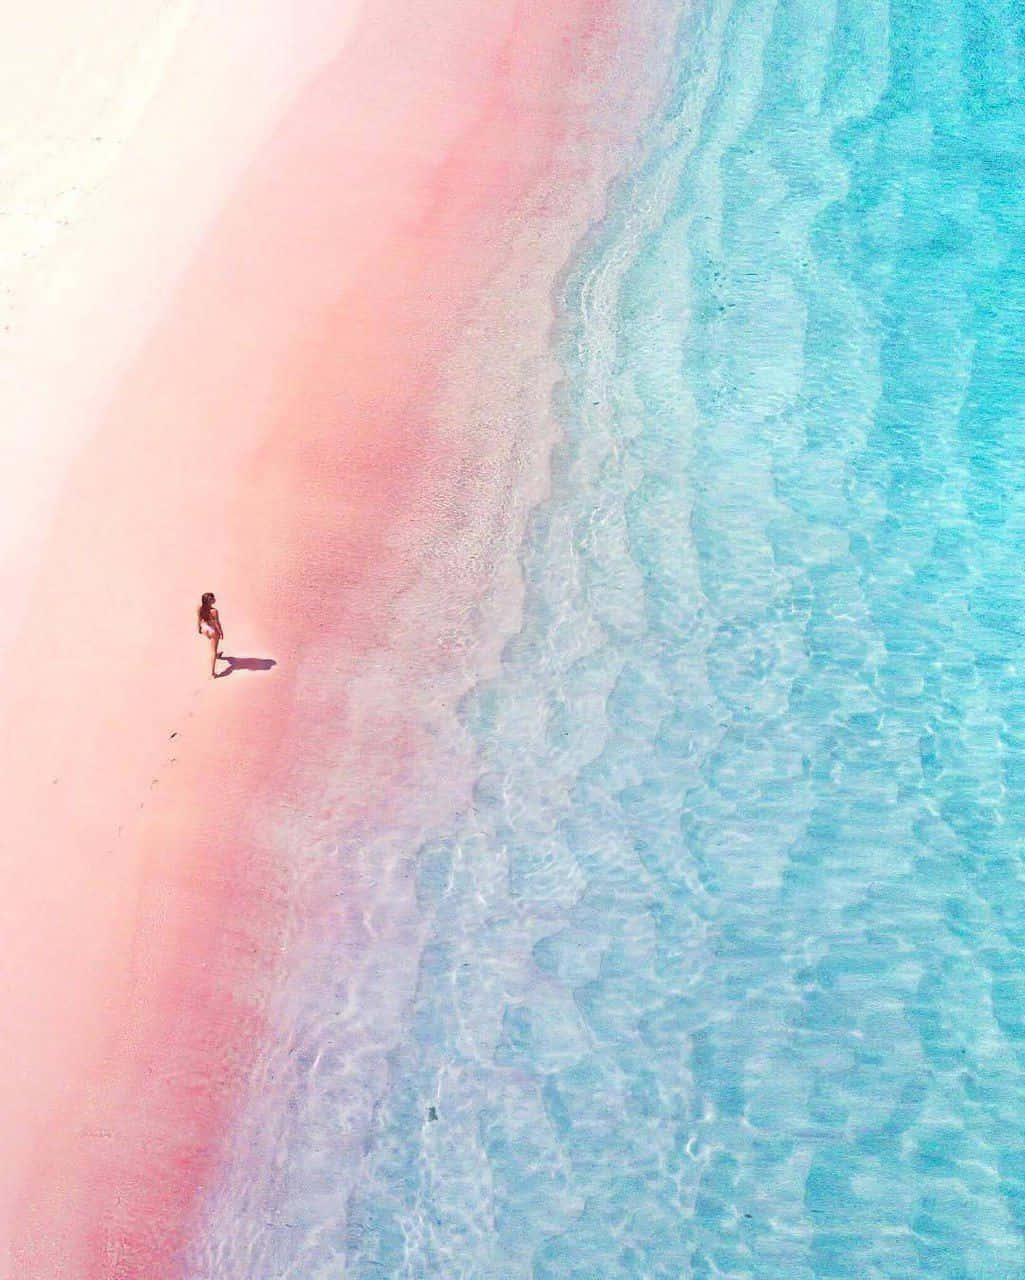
[0,0,667,1271]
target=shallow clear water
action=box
[196,0,1025,1275]
[342,0,1025,1275]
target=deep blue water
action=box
[195,0,1025,1275]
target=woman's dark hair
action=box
[200,591,216,617]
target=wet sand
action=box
[0,0,667,1272]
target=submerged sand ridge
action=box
[0,0,672,1272]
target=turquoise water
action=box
[196,0,1025,1274]
[343,0,1025,1274]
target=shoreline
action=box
[0,0,674,1272]
[189,0,678,1264]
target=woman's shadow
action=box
[215,655,277,678]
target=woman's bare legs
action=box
[210,633,219,676]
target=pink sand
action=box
[0,0,667,1272]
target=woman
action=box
[197,591,225,677]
